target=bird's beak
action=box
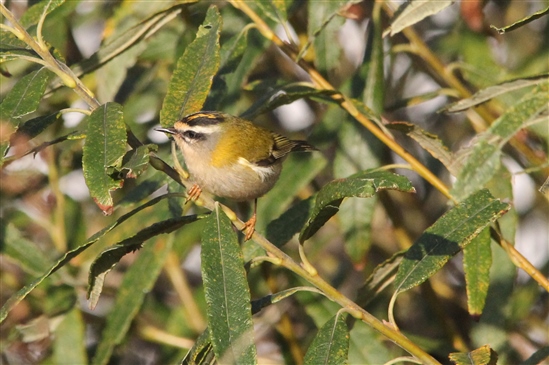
[155,127,177,135]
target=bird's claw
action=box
[242,214,257,241]
[185,184,202,204]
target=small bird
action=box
[156,111,316,240]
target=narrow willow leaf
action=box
[159,6,221,126]
[253,0,287,24]
[53,308,87,365]
[387,121,455,175]
[4,132,83,165]
[119,144,157,179]
[521,346,549,365]
[363,2,384,115]
[303,313,350,365]
[348,321,393,365]
[218,26,249,76]
[356,251,404,308]
[68,3,190,78]
[394,189,509,294]
[446,74,549,112]
[96,42,147,103]
[451,83,548,201]
[463,227,491,317]
[242,82,339,119]
[181,286,319,364]
[12,112,62,141]
[87,215,201,308]
[0,30,28,53]
[300,170,415,243]
[0,193,174,324]
[91,237,172,365]
[201,206,257,364]
[490,5,549,34]
[203,25,251,111]
[449,344,498,365]
[181,328,214,365]
[0,68,52,124]
[386,0,454,37]
[20,0,66,28]
[82,102,127,215]
[308,0,347,74]
[2,224,53,276]
[266,197,314,248]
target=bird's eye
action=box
[182,130,203,141]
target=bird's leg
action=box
[185,184,202,203]
[242,199,257,241]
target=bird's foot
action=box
[242,214,257,241]
[185,184,202,203]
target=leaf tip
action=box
[93,198,114,215]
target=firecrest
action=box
[156,111,316,240]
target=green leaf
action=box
[87,214,202,309]
[252,0,287,24]
[451,83,548,201]
[266,197,314,248]
[308,0,347,74]
[387,121,455,175]
[300,170,415,243]
[490,5,549,34]
[303,313,350,365]
[0,67,52,124]
[394,189,509,294]
[91,236,172,365]
[53,308,87,365]
[218,26,249,76]
[0,29,29,53]
[356,251,404,308]
[159,6,221,126]
[241,82,339,119]
[20,0,66,28]
[2,224,53,276]
[182,328,214,365]
[201,206,257,364]
[82,102,127,215]
[348,321,393,365]
[449,344,498,365]
[363,2,384,114]
[119,144,157,179]
[69,4,188,79]
[180,285,312,365]
[386,0,454,37]
[11,111,62,141]
[521,346,549,365]
[445,74,549,112]
[0,193,175,324]
[463,227,491,317]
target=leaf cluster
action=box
[1,1,548,365]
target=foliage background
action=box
[1,1,548,364]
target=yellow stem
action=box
[229,0,454,203]
[164,252,206,333]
